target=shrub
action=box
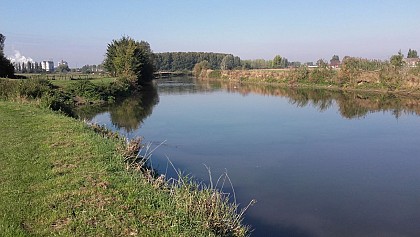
[18,79,53,99]
[68,80,103,101]
[208,70,222,79]
[40,91,75,117]
[0,79,19,99]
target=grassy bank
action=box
[0,89,249,235]
[200,65,420,95]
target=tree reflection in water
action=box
[201,80,420,119]
[76,83,159,132]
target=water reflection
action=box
[76,84,159,132]
[195,79,420,119]
[85,77,420,237]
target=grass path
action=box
[0,101,224,236]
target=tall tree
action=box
[104,36,154,86]
[220,55,235,70]
[330,55,341,67]
[193,60,210,77]
[316,59,328,68]
[407,49,419,58]
[272,55,288,68]
[390,50,404,68]
[0,34,5,56]
[0,33,15,78]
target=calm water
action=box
[81,77,420,237]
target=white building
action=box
[41,61,54,72]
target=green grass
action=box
[0,101,249,236]
[50,77,117,90]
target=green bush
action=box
[105,79,131,96]
[68,80,104,101]
[40,91,75,117]
[18,79,53,99]
[310,67,336,84]
[0,79,19,99]
[208,70,222,79]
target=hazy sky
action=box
[2,0,420,67]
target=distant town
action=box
[7,52,104,74]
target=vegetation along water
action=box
[85,77,420,236]
[2,31,420,236]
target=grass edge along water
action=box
[0,99,252,236]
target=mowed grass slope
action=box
[0,101,224,236]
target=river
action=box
[78,77,420,237]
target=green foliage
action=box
[289,66,309,82]
[40,90,75,116]
[104,36,154,87]
[330,55,340,67]
[154,52,241,71]
[56,64,71,73]
[331,55,340,61]
[379,65,402,90]
[272,55,288,69]
[0,33,15,78]
[81,64,104,74]
[220,55,235,70]
[407,48,418,58]
[68,80,104,101]
[339,57,388,85]
[390,50,404,68]
[241,59,273,69]
[0,79,18,99]
[17,78,53,99]
[0,33,4,52]
[208,70,222,79]
[310,67,336,84]
[0,101,250,236]
[193,60,210,77]
[316,59,328,68]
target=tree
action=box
[316,59,328,68]
[407,49,418,58]
[104,36,154,86]
[56,64,70,73]
[220,54,235,70]
[330,55,341,67]
[0,34,4,56]
[272,55,289,68]
[390,50,404,68]
[193,60,210,77]
[0,33,15,78]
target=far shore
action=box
[197,68,420,97]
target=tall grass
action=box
[115,131,255,236]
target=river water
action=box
[80,77,420,237]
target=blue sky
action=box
[1,0,420,67]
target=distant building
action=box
[403,58,420,67]
[41,61,54,72]
[57,60,68,67]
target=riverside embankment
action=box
[0,78,249,237]
[199,66,420,95]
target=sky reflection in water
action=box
[85,78,420,237]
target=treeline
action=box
[154,52,241,71]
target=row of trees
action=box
[154,52,241,71]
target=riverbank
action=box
[0,81,249,236]
[199,67,420,96]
